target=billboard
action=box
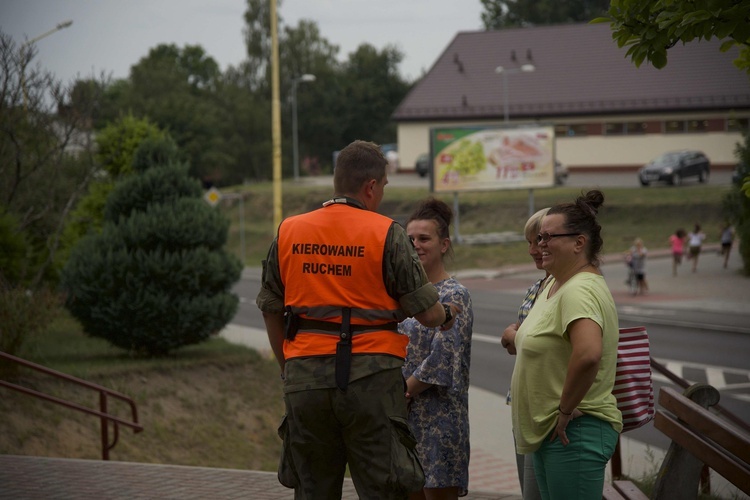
[430,125,556,192]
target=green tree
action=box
[723,130,750,275]
[279,19,343,174]
[96,114,167,177]
[481,0,610,28]
[243,0,279,93]
[338,44,411,146]
[57,115,169,272]
[108,45,233,183]
[1,30,99,289]
[61,161,242,356]
[596,0,750,75]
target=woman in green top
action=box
[507,190,622,500]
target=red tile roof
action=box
[392,23,750,121]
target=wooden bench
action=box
[603,383,750,499]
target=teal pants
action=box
[533,414,619,500]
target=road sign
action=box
[204,187,222,207]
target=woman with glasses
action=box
[505,190,622,500]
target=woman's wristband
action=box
[558,405,572,416]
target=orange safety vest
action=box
[277,200,408,361]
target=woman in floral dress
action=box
[400,197,473,499]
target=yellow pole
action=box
[270,0,282,230]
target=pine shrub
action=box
[61,164,242,355]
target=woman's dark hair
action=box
[406,197,454,260]
[676,228,686,238]
[547,189,604,266]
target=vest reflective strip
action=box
[289,305,405,323]
[284,331,408,360]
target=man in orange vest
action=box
[257,140,458,498]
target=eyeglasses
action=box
[536,232,580,244]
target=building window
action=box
[664,120,686,133]
[625,122,647,134]
[555,124,588,137]
[686,120,708,132]
[604,122,647,135]
[604,123,624,135]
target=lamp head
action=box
[300,74,316,83]
[57,20,73,29]
[521,64,535,72]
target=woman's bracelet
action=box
[558,405,572,416]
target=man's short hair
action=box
[334,140,387,194]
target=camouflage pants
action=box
[277,367,424,499]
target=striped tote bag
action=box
[614,326,655,432]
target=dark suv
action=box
[638,150,710,186]
[415,153,431,177]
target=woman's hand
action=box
[550,408,584,446]
[501,323,519,355]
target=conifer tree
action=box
[61,140,242,355]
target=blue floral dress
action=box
[399,277,473,494]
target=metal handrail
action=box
[0,351,143,460]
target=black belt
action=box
[297,318,398,334]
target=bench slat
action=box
[602,481,625,500]
[659,386,750,464]
[654,410,750,495]
[613,480,649,500]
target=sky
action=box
[1,0,485,85]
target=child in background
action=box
[720,222,735,269]
[687,224,707,273]
[669,228,686,277]
[628,238,649,295]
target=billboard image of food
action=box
[430,126,555,192]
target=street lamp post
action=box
[291,73,316,182]
[495,62,536,217]
[20,20,73,112]
[494,63,535,123]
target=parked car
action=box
[415,153,431,177]
[554,160,569,185]
[638,150,710,186]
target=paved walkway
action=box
[2,243,747,499]
[0,455,520,499]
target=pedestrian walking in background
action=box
[627,238,649,295]
[400,197,473,499]
[669,228,687,277]
[720,222,735,269]
[687,224,707,273]
[509,190,622,500]
[256,140,458,499]
[500,207,551,500]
